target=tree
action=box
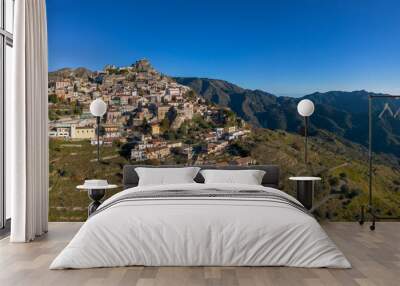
[160,118,170,133]
[185,90,197,100]
[48,110,59,121]
[193,115,211,129]
[167,107,177,126]
[141,118,151,134]
[227,142,251,157]
[148,103,157,116]
[216,108,236,126]
[48,94,59,104]
[193,142,206,154]
[163,130,177,141]
[72,101,82,115]
[119,142,135,159]
[177,122,188,138]
[328,177,339,186]
[346,188,361,199]
[340,184,349,193]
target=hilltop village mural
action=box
[49,59,251,165]
[48,59,400,222]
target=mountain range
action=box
[175,77,400,157]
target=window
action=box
[0,0,14,231]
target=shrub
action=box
[393,179,400,186]
[227,142,250,157]
[328,176,339,186]
[340,184,349,193]
[346,188,361,199]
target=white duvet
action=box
[50,183,351,269]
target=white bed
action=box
[50,183,351,269]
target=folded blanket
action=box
[91,188,310,217]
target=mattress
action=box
[50,183,351,269]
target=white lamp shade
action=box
[297,99,315,117]
[90,98,107,117]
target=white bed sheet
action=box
[50,183,351,269]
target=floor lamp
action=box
[90,98,107,162]
[297,99,315,164]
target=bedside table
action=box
[289,177,321,210]
[77,183,119,216]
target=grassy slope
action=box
[49,129,400,221]
[49,140,128,221]
[247,129,400,220]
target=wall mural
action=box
[48,60,400,222]
[379,103,400,119]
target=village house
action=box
[55,81,70,90]
[49,127,70,138]
[119,95,130,105]
[215,128,224,139]
[146,146,170,160]
[106,109,122,123]
[131,149,146,161]
[166,87,180,97]
[136,141,154,150]
[103,124,121,140]
[70,124,95,140]
[151,122,160,135]
[55,89,66,98]
[157,105,170,120]
[231,156,256,166]
[183,102,194,119]
[167,141,182,148]
[149,139,165,148]
[205,132,218,142]
[224,126,237,133]
[207,141,229,155]
[150,94,162,104]
[170,116,184,130]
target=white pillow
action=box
[200,169,266,185]
[135,167,201,186]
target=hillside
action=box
[174,77,279,127]
[175,77,400,156]
[49,67,93,81]
[49,127,400,221]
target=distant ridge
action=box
[175,77,400,156]
[49,67,93,81]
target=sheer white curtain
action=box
[8,0,48,242]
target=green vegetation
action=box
[227,142,251,157]
[50,128,400,222]
[246,129,400,221]
[48,94,59,104]
[49,139,127,221]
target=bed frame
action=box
[123,165,280,189]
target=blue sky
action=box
[47,0,400,97]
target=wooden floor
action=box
[0,222,399,286]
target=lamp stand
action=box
[304,116,308,165]
[96,116,100,162]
